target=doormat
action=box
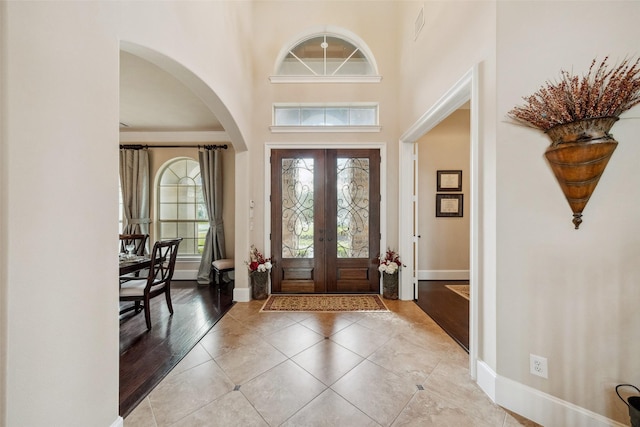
[445,284,470,300]
[260,294,389,313]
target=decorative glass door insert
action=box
[271,149,380,293]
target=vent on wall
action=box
[414,5,424,40]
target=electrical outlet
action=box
[530,354,548,379]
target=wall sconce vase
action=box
[544,116,618,229]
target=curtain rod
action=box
[119,144,228,150]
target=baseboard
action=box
[234,286,251,302]
[111,416,123,427]
[173,269,198,280]
[476,361,625,427]
[418,270,469,281]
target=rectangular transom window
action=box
[273,104,378,127]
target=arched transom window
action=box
[272,30,380,82]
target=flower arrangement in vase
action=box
[508,56,640,229]
[247,245,272,273]
[378,248,404,299]
[246,245,272,300]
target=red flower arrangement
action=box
[246,245,273,273]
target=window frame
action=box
[155,157,209,258]
[271,103,381,133]
[270,28,381,84]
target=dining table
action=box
[119,255,152,276]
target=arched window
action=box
[157,158,208,255]
[271,28,380,83]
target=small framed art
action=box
[436,170,462,192]
[436,194,463,217]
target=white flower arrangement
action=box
[378,261,399,274]
[378,249,404,275]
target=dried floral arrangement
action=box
[508,57,640,131]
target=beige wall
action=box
[250,1,401,257]
[2,2,121,425]
[1,1,251,425]
[496,1,640,423]
[396,0,499,378]
[417,110,471,274]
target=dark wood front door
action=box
[271,149,380,293]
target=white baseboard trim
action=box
[234,286,251,302]
[173,269,198,280]
[418,269,469,281]
[476,360,625,427]
[111,416,123,427]
[476,360,497,402]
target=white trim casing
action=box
[399,66,479,381]
[111,416,124,427]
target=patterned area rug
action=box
[445,284,470,300]
[260,294,389,313]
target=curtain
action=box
[197,148,226,284]
[119,148,150,243]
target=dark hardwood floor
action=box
[415,280,469,352]
[119,279,234,418]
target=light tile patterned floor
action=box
[125,299,538,426]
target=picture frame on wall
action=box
[436,170,462,192]
[436,194,463,217]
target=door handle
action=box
[327,237,333,241]
[319,238,324,242]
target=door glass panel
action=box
[281,158,314,258]
[336,157,369,258]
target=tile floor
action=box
[125,299,538,427]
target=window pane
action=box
[178,203,195,220]
[178,222,195,238]
[336,157,370,258]
[325,108,349,126]
[350,107,376,125]
[178,186,194,203]
[160,203,178,220]
[179,238,195,255]
[281,157,314,258]
[161,222,177,238]
[275,108,301,126]
[301,108,325,126]
[161,170,179,185]
[197,204,208,220]
[160,186,178,202]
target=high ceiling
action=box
[119,51,222,133]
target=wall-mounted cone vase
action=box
[544,117,618,229]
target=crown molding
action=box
[119,131,230,143]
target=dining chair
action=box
[119,233,150,282]
[119,233,149,256]
[119,238,182,330]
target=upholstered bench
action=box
[211,258,234,285]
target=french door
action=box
[271,149,380,293]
